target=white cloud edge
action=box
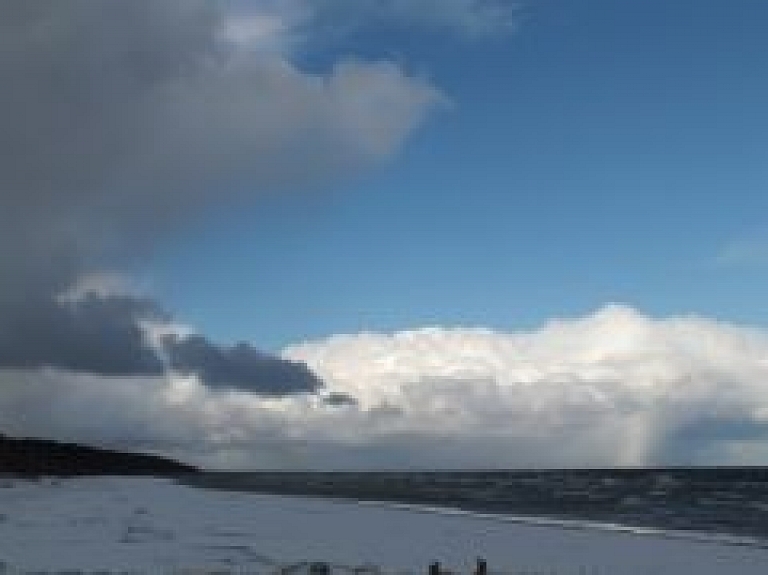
[222,0,525,49]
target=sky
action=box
[148,0,768,348]
[1,0,768,469]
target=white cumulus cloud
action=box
[283,305,768,468]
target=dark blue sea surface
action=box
[184,468,768,542]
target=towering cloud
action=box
[283,306,768,468]
[0,1,442,394]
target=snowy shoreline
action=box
[351,498,768,550]
[2,476,768,573]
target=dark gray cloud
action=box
[323,392,359,407]
[0,294,165,376]
[0,0,438,252]
[166,335,322,395]
[0,1,438,393]
[0,290,319,395]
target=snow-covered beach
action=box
[1,477,768,574]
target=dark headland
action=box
[0,433,197,476]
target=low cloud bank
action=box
[3,306,768,469]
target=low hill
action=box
[0,433,197,476]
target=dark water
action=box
[183,468,768,543]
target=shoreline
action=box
[181,468,768,548]
[3,476,768,574]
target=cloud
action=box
[0,285,319,395]
[0,1,443,249]
[715,233,768,268]
[3,306,768,469]
[219,0,312,52]
[323,391,359,407]
[166,335,323,395]
[307,0,525,39]
[282,305,768,468]
[0,293,165,377]
[0,1,443,390]
[221,0,524,49]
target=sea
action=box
[183,468,768,544]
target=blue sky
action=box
[146,0,768,350]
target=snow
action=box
[1,476,767,573]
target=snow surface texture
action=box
[1,477,768,574]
